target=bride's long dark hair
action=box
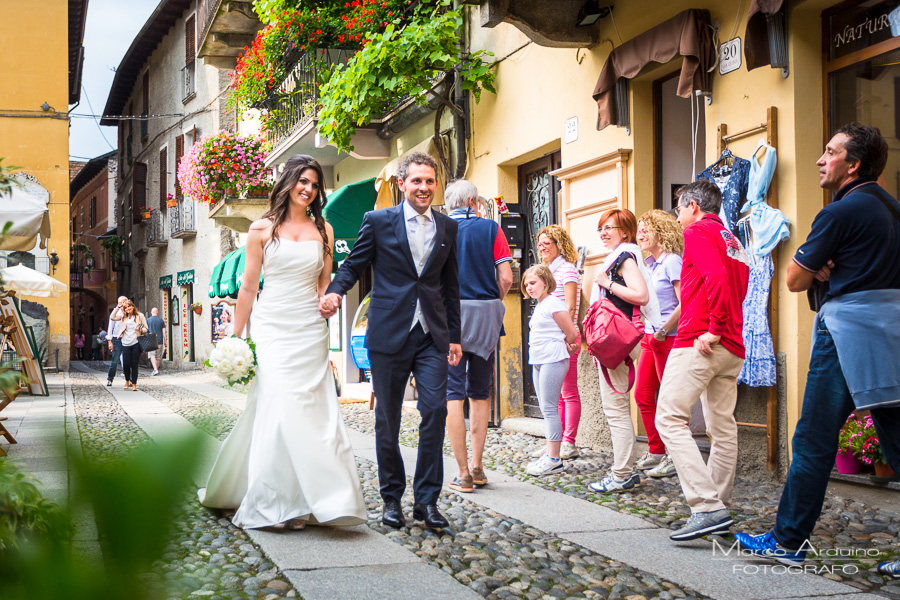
[262,154,330,256]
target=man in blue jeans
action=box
[106,296,127,386]
[736,124,900,579]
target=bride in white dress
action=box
[199,155,367,529]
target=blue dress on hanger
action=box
[698,157,750,234]
[738,142,784,387]
[740,143,790,257]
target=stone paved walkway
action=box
[2,363,897,600]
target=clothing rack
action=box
[717,106,779,472]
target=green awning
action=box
[323,177,377,261]
[208,246,263,299]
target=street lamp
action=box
[49,249,59,274]
[86,255,94,269]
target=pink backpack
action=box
[582,298,643,394]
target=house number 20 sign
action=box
[719,38,742,76]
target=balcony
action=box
[207,195,268,233]
[182,61,196,103]
[263,48,443,166]
[197,0,262,69]
[146,209,167,247]
[170,199,196,238]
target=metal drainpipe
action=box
[452,0,468,180]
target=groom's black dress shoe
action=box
[413,503,449,529]
[382,500,405,529]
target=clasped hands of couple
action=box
[317,293,463,366]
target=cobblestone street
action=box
[3,364,899,600]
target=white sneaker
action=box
[635,451,665,471]
[530,445,546,459]
[525,454,564,477]
[151,370,159,376]
[647,454,677,478]
[559,442,579,460]
[588,472,640,493]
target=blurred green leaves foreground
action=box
[0,432,204,600]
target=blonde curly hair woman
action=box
[632,209,685,478]
[534,224,582,460]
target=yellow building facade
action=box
[469,0,887,475]
[0,0,87,370]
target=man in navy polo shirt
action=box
[443,180,513,493]
[737,124,900,576]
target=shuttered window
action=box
[133,162,147,224]
[159,147,168,209]
[174,135,184,199]
[186,15,196,65]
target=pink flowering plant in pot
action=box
[176,131,271,204]
[853,414,885,466]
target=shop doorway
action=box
[654,71,706,211]
[518,152,561,419]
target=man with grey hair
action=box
[656,179,749,541]
[443,180,513,493]
[106,296,128,386]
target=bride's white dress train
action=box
[198,239,367,528]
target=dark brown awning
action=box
[744,0,785,71]
[592,9,715,130]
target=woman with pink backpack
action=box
[585,208,661,494]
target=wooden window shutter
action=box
[159,147,168,209]
[186,15,196,64]
[132,162,147,224]
[133,162,148,222]
[174,135,184,199]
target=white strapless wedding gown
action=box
[198,240,367,528]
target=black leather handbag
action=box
[138,331,159,352]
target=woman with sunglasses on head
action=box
[632,210,684,479]
[587,208,662,495]
[111,300,148,391]
[533,225,583,460]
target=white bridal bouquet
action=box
[205,336,257,386]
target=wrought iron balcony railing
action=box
[146,209,167,247]
[170,199,196,238]
[264,48,352,151]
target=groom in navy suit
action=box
[320,151,462,529]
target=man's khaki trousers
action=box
[656,343,743,513]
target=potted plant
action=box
[854,414,897,480]
[190,302,203,316]
[166,193,177,208]
[836,413,864,474]
[140,206,151,219]
[176,130,271,204]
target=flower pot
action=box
[141,212,151,219]
[192,306,202,316]
[166,199,177,207]
[835,449,862,474]
[873,461,897,479]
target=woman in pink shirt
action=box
[536,225,582,460]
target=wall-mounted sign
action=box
[211,300,235,344]
[719,38,741,75]
[159,274,173,289]
[827,1,899,61]
[177,270,195,285]
[565,117,578,144]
